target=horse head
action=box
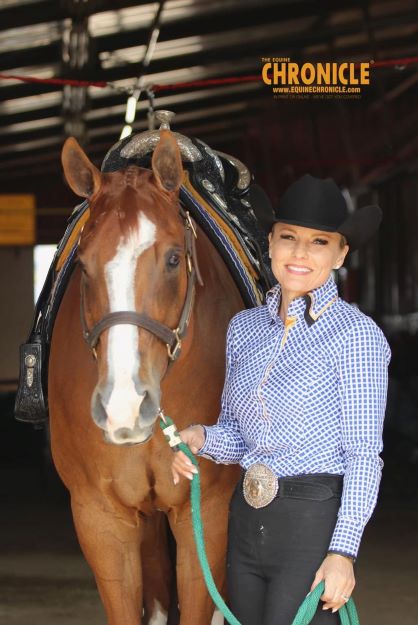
[61,130,197,445]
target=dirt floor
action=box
[0,426,417,625]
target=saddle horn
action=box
[102,110,203,170]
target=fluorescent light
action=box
[120,124,132,139]
[125,96,138,123]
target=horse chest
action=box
[101,459,186,512]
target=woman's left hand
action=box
[310,553,356,613]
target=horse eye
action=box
[167,252,181,268]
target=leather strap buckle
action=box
[167,328,182,361]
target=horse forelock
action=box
[124,164,139,188]
[81,167,182,249]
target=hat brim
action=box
[272,205,382,250]
[249,185,382,251]
[337,205,382,250]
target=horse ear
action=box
[152,129,183,192]
[61,137,102,198]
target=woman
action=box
[172,174,391,625]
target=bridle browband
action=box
[79,207,203,362]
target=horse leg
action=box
[70,490,144,625]
[169,496,230,625]
[142,511,177,625]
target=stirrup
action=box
[14,336,48,425]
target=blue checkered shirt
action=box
[199,275,391,557]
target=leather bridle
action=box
[79,208,203,362]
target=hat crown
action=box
[275,174,348,229]
[248,174,382,251]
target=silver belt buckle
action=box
[243,463,279,508]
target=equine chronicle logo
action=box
[262,58,371,99]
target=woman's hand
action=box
[310,553,355,613]
[171,425,206,484]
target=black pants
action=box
[227,473,343,625]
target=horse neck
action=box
[193,225,244,332]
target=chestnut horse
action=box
[48,130,243,625]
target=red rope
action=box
[370,56,418,68]
[0,73,260,91]
[0,73,108,88]
[0,57,418,91]
[152,75,260,91]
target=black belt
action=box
[240,470,343,506]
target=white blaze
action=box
[104,212,156,432]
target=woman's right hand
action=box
[171,425,206,484]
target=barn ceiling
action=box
[1,0,418,240]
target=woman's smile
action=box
[285,264,313,275]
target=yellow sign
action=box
[262,58,371,99]
[0,195,35,245]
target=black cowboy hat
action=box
[250,174,382,250]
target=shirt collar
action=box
[266,275,338,326]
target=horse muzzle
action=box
[91,380,160,445]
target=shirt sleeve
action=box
[197,316,248,464]
[328,319,391,558]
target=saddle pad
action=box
[181,174,264,306]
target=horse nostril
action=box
[91,389,108,428]
[138,387,160,424]
[136,390,149,415]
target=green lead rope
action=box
[159,414,360,625]
[291,581,360,625]
[160,414,241,625]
